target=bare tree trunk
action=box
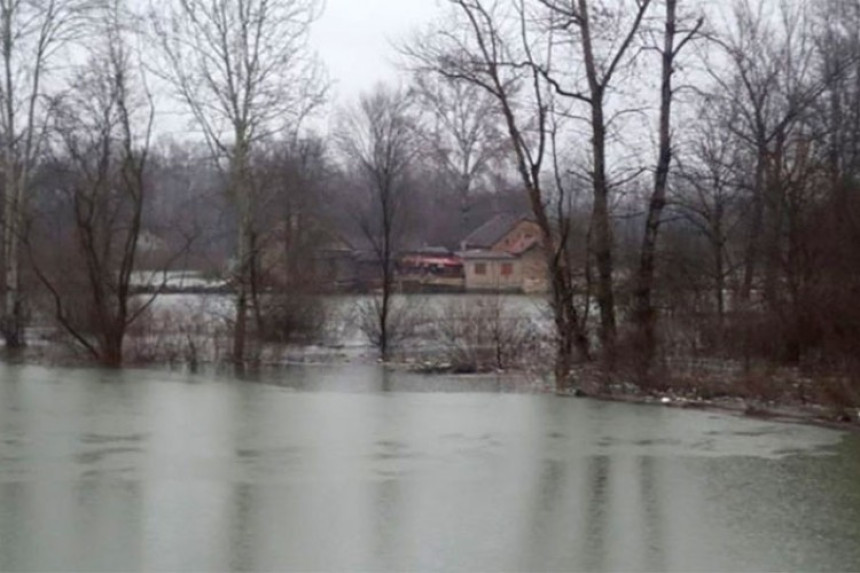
[740,149,766,302]
[522,169,589,388]
[233,287,248,363]
[713,208,725,324]
[378,202,393,361]
[1,2,23,348]
[589,106,616,353]
[379,259,391,361]
[575,0,617,353]
[1,143,23,348]
[634,0,700,365]
[249,231,265,334]
[232,153,253,365]
[550,265,590,387]
[570,0,654,356]
[459,171,471,239]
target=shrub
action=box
[434,296,539,372]
[255,294,329,344]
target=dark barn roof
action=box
[461,212,534,249]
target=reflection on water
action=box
[1,363,859,571]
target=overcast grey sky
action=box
[310,0,440,102]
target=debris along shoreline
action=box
[563,387,860,434]
[551,362,860,434]
[402,354,860,433]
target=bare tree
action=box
[150,0,327,364]
[252,135,330,291]
[661,0,859,368]
[337,85,416,360]
[246,135,333,343]
[708,0,825,306]
[0,0,80,347]
[405,0,590,387]
[672,100,747,328]
[409,72,506,238]
[812,0,860,183]
[27,0,155,367]
[536,0,654,354]
[632,0,702,364]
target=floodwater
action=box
[1,364,859,572]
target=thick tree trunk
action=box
[589,101,617,354]
[1,175,24,348]
[634,0,678,366]
[576,0,617,355]
[573,0,654,359]
[102,329,124,368]
[1,11,24,348]
[232,148,253,365]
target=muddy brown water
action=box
[1,363,859,571]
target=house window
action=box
[474,263,487,275]
[501,263,513,276]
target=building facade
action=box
[458,213,549,293]
[459,250,521,291]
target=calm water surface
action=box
[1,363,859,572]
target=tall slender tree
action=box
[0,0,80,347]
[151,0,327,364]
[632,0,702,364]
[338,85,416,360]
[537,0,654,354]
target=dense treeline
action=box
[1,0,859,405]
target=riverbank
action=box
[7,320,860,433]
[550,362,860,434]
[571,387,860,434]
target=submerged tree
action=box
[151,0,327,365]
[27,0,154,367]
[337,85,416,361]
